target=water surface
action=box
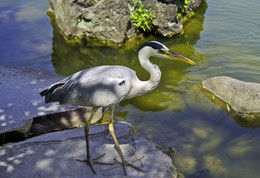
[0,0,260,177]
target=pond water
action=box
[1,0,260,177]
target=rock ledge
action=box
[48,0,204,44]
[0,122,176,177]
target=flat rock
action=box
[0,65,106,142]
[0,65,77,135]
[0,122,176,177]
[0,65,105,138]
[202,76,260,114]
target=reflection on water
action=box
[1,0,260,177]
[0,0,54,73]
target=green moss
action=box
[177,0,192,19]
[203,155,228,176]
[130,0,154,32]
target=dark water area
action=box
[0,0,260,177]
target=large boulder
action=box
[0,122,177,177]
[48,0,205,44]
[48,0,130,44]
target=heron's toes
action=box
[114,156,146,175]
[77,153,116,174]
[77,158,96,174]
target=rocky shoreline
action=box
[47,0,204,44]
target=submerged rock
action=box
[201,76,260,128]
[202,76,260,114]
[0,122,177,177]
[48,0,204,44]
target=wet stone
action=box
[0,65,75,135]
[0,65,102,143]
[201,76,260,128]
[0,122,177,177]
[202,76,260,114]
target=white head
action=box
[138,41,195,65]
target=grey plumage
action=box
[40,65,136,107]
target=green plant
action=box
[130,0,154,32]
[177,0,192,19]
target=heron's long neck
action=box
[137,52,161,94]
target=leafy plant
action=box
[130,0,154,32]
[177,0,192,19]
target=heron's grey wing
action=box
[39,67,106,103]
[40,74,74,103]
[59,66,134,107]
[60,75,131,107]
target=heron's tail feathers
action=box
[40,83,65,103]
[40,89,49,97]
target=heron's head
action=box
[139,41,195,65]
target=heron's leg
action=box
[108,105,146,176]
[108,105,127,175]
[77,107,112,173]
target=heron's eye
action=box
[158,49,166,54]
[164,50,170,55]
[158,49,170,55]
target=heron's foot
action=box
[114,156,146,176]
[77,153,115,174]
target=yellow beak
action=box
[164,50,196,65]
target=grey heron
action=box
[40,41,195,175]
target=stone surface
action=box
[0,122,176,177]
[0,65,71,135]
[48,0,204,44]
[185,80,260,129]
[0,65,101,137]
[188,0,205,11]
[48,0,131,44]
[202,76,260,114]
[201,76,260,128]
[146,0,182,37]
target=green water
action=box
[1,0,260,177]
